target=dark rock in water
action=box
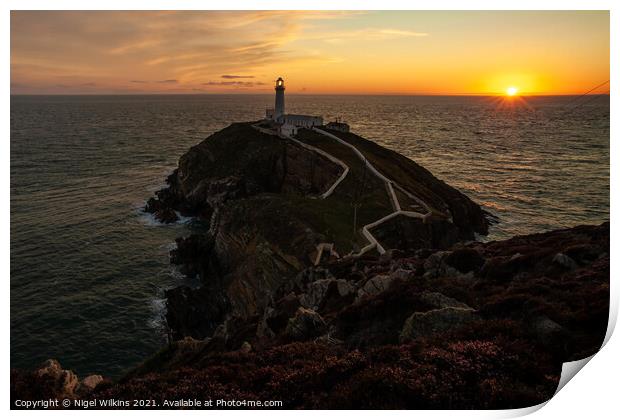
[154,208,178,224]
[144,196,162,214]
[144,175,187,223]
[399,307,479,342]
[165,286,229,340]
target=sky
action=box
[10,10,610,95]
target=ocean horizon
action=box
[10,93,611,97]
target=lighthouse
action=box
[274,77,285,120]
[264,77,323,136]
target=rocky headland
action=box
[146,122,491,340]
[11,122,609,409]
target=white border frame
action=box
[3,2,617,418]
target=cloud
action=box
[108,40,161,55]
[377,29,428,37]
[317,28,429,44]
[9,11,417,93]
[221,75,255,79]
[202,81,266,87]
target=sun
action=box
[506,86,519,96]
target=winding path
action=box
[252,123,437,257]
[312,128,435,256]
[252,124,350,199]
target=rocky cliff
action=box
[144,122,490,340]
[12,222,609,409]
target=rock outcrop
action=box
[11,359,107,406]
[400,307,479,342]
[159,222,608,361]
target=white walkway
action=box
[252,123,349,199]
[312,128,434,256]
[251,123,438,258]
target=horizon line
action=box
[9,92,611,97]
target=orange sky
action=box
[10,11,610,95]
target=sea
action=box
[10,94,610,378]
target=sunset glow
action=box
[506,87,519,96]
[10,11,610,95]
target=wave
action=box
[160,241,178,252]
[147,297,167,332]
[134,204,196,227]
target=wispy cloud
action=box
[202,81,266,87]
[10,11,378,93]
[221,75,255,79]
[316,28,429,44]
[377,29,428,37]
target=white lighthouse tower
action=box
[264,76,323,137]
[274,77,285,120]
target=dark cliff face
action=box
[146,123,344,221]
[13,223,609,409]
[144,122,492,340]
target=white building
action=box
[266,77,323,132]
[278,123,298,137]
[282,114,323,128]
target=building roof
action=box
[284,114,323,119]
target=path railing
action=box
[251,123,440,258]
[313,127,434,257]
